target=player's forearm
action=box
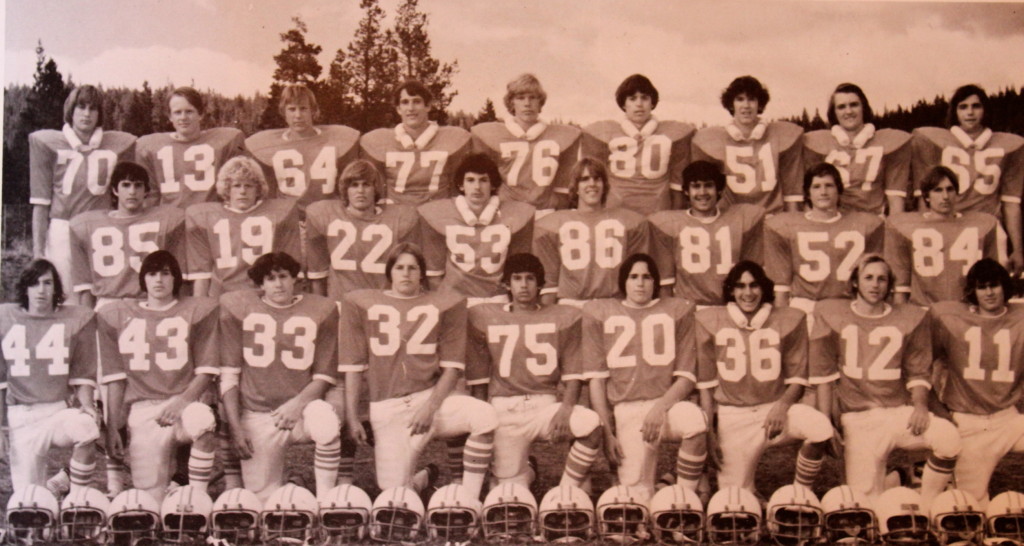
[785,200,800,212]
[893,292,909,305]
[815,382,833,420]
[78,291,96,309]
[470,383,488,401]
[671,191,685,211]
[310,278,327,297]
[699,388,716,421]
[74,383,96,410]
[778,383,804,406]
[909,385,930,410]
[221,387,245,433]
[288,379,332,408]
[561,379,582,407]
[653,377,692,412]
[106,381,126,431]
[540,293,557,306]
[179,373,215,403]
[887,194,906,215]
[775,291,790,308]
[1002,202,1023,260]
[32,205,50,257]
[193,278,211,298]
[589,378,614,430]
[425,367,460,411]
[345,371,363,426]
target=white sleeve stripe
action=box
[553,188,570,194]
[306,270,329,280]
[540,287,559,295]
[775,285,792,293]
[465,378,489,386]
[906,379,931,391]
[884,190,908,197]
[313,374,338,386]
[440,360,465,370]
[895,287,911,293]
[100,373,127,384]
[809,373,840,385]
[674,371,697,382]
[784,195,804,202]
[784,377,810,386]
[669,183,683,191]
[185,272,213,281]
[561,373,584,381]
[660,279,675,286]
[69,378,98,388]
[30,198,51,206]
[1002,196,1022,204]
[73,283,92,293]
[427,270,444,277]
[583,370,610,379]
[697,379,719,390]
[195,367,220,376]
[337,364,368,373]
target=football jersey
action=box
[185,199,302,296]
[305,201,422,298]
[581,297,696,405]
[803,125,911,214]
[764,211,883,301]
[219,290,338,412]
[245,125,361,211]
[465,303,582,397]
[29,125,137,221]
[691,121,803,213]
[69,206,186,299]
[0,303,97,405]
[695,304,809,407]
[96,297,219,405]
[135,128,246,209]
[911,127,1024,216]
[338,289,466,403]
[533,207,650,301]
[582,118,695,215]
[419,196,535,298]
[810,299,931,413]
[884,211,1005,306]
[471,119,581,210]
[649,205,764,306]
[359,123,472,206]
[930,301,1024,414]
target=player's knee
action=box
[798,406,834,443]
[303,399,341,445]
[668,401,707,437]
[66,410,101,445]
[464,398,499,435]
[569,406,601,438]
[928,416,963,459]
[181,402,216,440]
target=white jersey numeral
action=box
[796,230,865,282]
[367,304,439,357]
[387,150,448,193]
[840,325,902,380]
[156,143,216,194]
[90,222,161,277]
[119,316,189,371]
[963,326,1014,383]
[725,144,776,194]
[1,324,69,377]
[714,328,781,382]
[446,224,511,274]
[607,134,672,179]
[678,226,733,275]
[213,216,274,270]
[328,221,393,274]
[942,146,1004,196]
[272,146,338,197]
[824,146,883,190]
[604,313,675,368]
[242,313,317,370]
[57,149,118,196]
[488,323,558,378]
[911,227,980,277]
[558,219,625,271]
[500,140,560,187]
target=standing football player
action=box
[30,85,136,287]
[533,158,650,307]
[219,252,342,503]
[360,80,472,206]
[691,76,803,213]
[811,254,961,504]
[419,153,534,306]
[886,165,1006,306]
[582,74,695,214]
[467,253,602,488]
[650,160,764,306]
[695,261,833,492]
[135,86,246,209]
[931,258,1024,507]
[803,83,912,215]
[471,73,581,213]
[340,243,498,500]
[912,84,1024,274]
[98,251,218,503]
[584,254,708,495]
[0,259,100,494]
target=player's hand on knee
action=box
[763,402,789,440]
[603,430,624,466]
[347,417,368,446]
[157,395,189,427]
[908,405,930,436]
[641,407,666,444]
[106,428,125,460]
[547,404,573,443]
[232,431,253,459]
[271,397,305,430]
[408,402,436,436]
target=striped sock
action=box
[462,437,493,499]
[315,438,342,496]
[218,433,242,490]
[675,450,706,491]
[447,435,468,484]
[560,442,599,488]
[69,460,95,494]
[337,438,356,485]
[188,448,215,493]
[794,449,824,488]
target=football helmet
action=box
[596,485,650,544]
[648,484,705,544]
[6,485,59,543]
[426,484,482,543]
[210,488,262,546]
[261,483,319,545]
[369,486,424,543]
[160,485,213,544]
[706,486,762,546]
[986,491,1024,543]
[108,488,161,546]
[930,489,984,545]
[821,484,878,545]
[317,484,372,544]
[481,482,537,540]
[766,484,823,545]
[57,486,109,544]
[877,486,932,545]
[538,484,595,543]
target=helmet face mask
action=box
[211,509,260,545]
[58,507,106,543]
[653,509,705,544]
[261,511,316,544]
[770,505,823,545]
[708,512,761,545]
[883,514,932,545]
[370,507,422,542]
[826,509,878,544]
[319,507,368,542]
[542,509,594,542]
[108,512,160,546]
[161,513,209,544]
[990,514,1024,541]
[935,510,984,545]
[598,503,650,544]
[482,502,536,539]
[426,507,478,542]
[7,509,57,542]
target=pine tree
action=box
[340,0,400,131]
[476,98,498,123]
[393,0,458,124]
[260,17,324,129]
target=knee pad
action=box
[668,401,707,437]
[569,406,601,437]
[303,399,341,445]
[181,402,216,440]
[65,410,101,445]
[928,416,963,459]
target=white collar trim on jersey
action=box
[395,122,439,150]
[261,294,303,309]
[140,299,179,311]
[726,302,772,330]
[804,210,842,224]
[831,123,875,148]
[63,123,103,152]
[282,126,322,141]
[622,298,661,309]
[224,199,264,214]
[687,208,722,224]
[725,121,767,142]
[505,117,547,141]
[849,299,892,318]
[951,126,993,150]
[620,116,659,140]
[454,195,500,226]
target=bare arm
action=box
[1002,201,1023,276]
[32,204,50,257]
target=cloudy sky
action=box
[4,1,1023,126]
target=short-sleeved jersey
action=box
[305,201,422,298]
[471,119,581,210]
[533,207,650,301]
[884,211,1005,306]
[97,298,219,405]
[185,199,302,296]
[649,205,764,306]
[691,121,804,213]
[219,290,338,412]
[911,127,1024,216]
[581,297,696,405]
[930,302,1024,415]
[29,126,137,221]
[765,211,884,301]
[803,125,912,215]
[695,304,809,407]
[69,206,186,299]
[0,304,97,405]
[245,125,361,211]
[360,123,472,206]
[466,303,582,398]
[135,128,246,209]
[810,299,931,413]
[582,118,696,215]
[338,289,466,403]
[419,197,535,298]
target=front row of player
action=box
[7,480,1024,545]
